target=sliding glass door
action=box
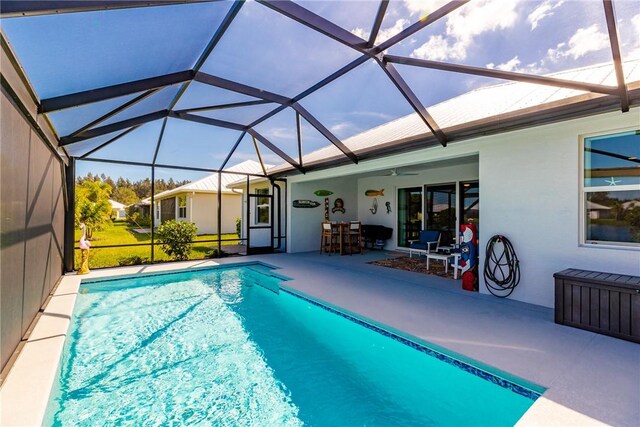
[397,187,423,247]
[460,181,479,229]
[425,184,457,246]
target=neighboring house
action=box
[109,199,127,220]
[128,200,151,218]
[152,160,270,235]
[586,201,612,220]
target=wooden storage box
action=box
[554,268,640,343]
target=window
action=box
[583,130,640,247]
[255,188,270,225]
[177,195,187,219]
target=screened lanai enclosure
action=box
[2,0,640,370]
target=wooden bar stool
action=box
[347,221,363,255]
[320,221,337,254]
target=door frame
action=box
[246,191,275,255]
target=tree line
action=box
[76,173,189,205]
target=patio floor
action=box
[2,250,638,426]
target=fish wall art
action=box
[365,189,384,197]
[314,190,333,197]
[369,198,378,214]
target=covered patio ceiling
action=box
[1,0,638,178]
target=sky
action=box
[2,0,640,182]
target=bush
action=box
[118,255,150,266]
[155,220,198,261]
[235,217,241,237]
[206,248,228,259]
[129,212,151,228]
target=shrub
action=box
[235,217,242,237]
[207,248,228,259]
[128,212,151,227]
[155,220,198,261]
[118,255,150,266]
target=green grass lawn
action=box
[75,221,241,269]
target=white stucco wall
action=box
[285,109,640,308]
[289,176,359,253]
[162,192,241,235]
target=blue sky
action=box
[3,0,640,182]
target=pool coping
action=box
[0,258,620,426]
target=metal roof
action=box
[1,0,637,178]
[152,160,270,199]
[268,58,640,174]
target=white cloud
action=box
[527,0,564,30]
[486,56,545,73]
[411,0,519,61]
[547,24,609,61]
[329,121,360,137]
[376,19,410,44]
[351,19,409,45]
[627,14,640,60]
[412,35,466,61]
[487,56,521,71]
[351,18,409,45]
[351,27,368,40]
[262,127,296,141]
[403,0,450,17]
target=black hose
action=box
[484,235,520,298]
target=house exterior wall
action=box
[1,78,65,372]
[186,192,241,235]
[285,109,640,308]
[289,176,359,253]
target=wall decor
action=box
[385,201,392,214]
[332,198,345,214]
[293,200,320,208]
[369,198,378,214]
[365,189,384,197]
[324,198,330,220]
[314,190,333,196]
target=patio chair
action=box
[408,229,441,258]
[320,221,338,255]
[347,221,363,255]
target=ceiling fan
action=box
[379,168,420,176]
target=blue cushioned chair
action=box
[408,230,441,258]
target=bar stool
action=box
[347,221,363,255]
[320,221,337,254]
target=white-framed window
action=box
[581,130,640,247]
[254,188,270,225]
[177,195,187,219]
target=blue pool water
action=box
[46,263,542,426]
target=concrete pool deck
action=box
[1,251,638,426]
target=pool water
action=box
[46,264,542,426]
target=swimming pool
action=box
[45,263,543,426]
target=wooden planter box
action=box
[554,268,640,343]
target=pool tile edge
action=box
[0,275,80,427]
